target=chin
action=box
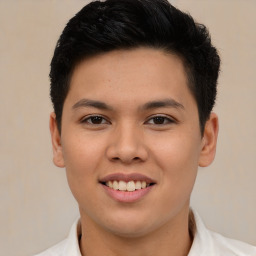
[100,212,162,238]
[106,223,153,238]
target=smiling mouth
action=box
[101,180,155,192]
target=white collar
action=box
[60,210,256,256]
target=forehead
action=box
[66,47,195,111]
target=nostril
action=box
[111,156,141,162]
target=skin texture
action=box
[50,48,218,256]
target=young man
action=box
[36,0,256,255]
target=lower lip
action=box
[101,184,154,203]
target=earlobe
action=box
[49,112,65,168]
[199,112,219,167]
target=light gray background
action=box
[0,1,255,255]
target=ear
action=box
[49,112,65,168]
[199,112,219,167]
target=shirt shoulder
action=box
[33,239,67,256]
[33,218,81,256]
[210,231,256,256]
[189,210,256,256]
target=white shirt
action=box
[34,211,256,256]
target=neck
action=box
[79,207,193,256]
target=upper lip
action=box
[99,173,156,184]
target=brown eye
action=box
[89,116,104,124]
[82,115,109,125]
[152,116,166,124]
[146,115,175,125]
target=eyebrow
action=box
[72,98,184,111]
[72,99,113,111]
[141,98,185,111]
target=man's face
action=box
[50,48,217,237]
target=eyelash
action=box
[145,115,176,125]
[81,115,110,125]
[81,115,175,126]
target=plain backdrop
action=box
[0,1,255,255]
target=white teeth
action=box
[141,181,146,189]
[118,181,127,191]
[106,181,113,188]
[135,181,142,190]
[106,180,150,191]
[127,181,136,192]
[113,180,119,190]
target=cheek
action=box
[60,132,106,194]
[62,130,104,168]
[150,132,201,192]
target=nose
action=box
[106,123,148,164]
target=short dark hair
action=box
[50,0,220,134]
